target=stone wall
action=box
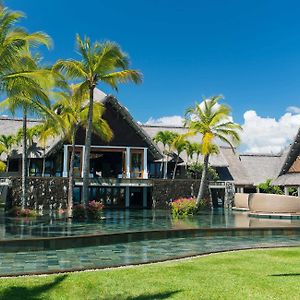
[6,177,206,210]
[151,179,201,209]
[7,177,68,210]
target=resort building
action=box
[0,88,298,208]
[273,129,300,195]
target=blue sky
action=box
[6,0,300,152]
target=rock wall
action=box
[7,177,206,211]
[151,179,201,209]
[7,177,68,211]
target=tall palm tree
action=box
[53,35,142,204]
[185,96,242,206]
[0,54,65,209]
[37,85,113,217]
[184,141,195,170]
[0,160,5,172]
[0,134,15,171]
[192,142,203,163]
[0,5,55,209]
[170,134,186,180]
[153,130,176,179]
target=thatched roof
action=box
[0,117,60,160]
[141,124,229,167]
[0,89,162,160]
[220,147,251,185]
[272,173,300,186]
[239,153,283,185]
[278,128,300,176]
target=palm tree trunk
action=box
[164,159,168,179]
[196,154,209,206]
[21,107,28,209]
[172,156,179,180]
[67,127,77,218]
[82,85,95,205]
[6,155,9,172]
[42,148,46,177]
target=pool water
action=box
[1,209,300,276]
[1,209,300,240]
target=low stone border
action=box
[1,226,300,252]
[1,244,299,278]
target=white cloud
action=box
[241,109,300,154]
[145,115,184,126]
[144,105,300,155]
[287,106,300,114]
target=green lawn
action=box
[1,247,300,300]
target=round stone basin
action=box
[249,193,300,213]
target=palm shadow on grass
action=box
[270,273,300,277]
[129,290,181,299]
[0,274,67,300]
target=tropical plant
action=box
[185,96,242,206]
[153,130,177,179]
[36,84,113,217]
[0,160,6,172]
[171,197,200,217]
[0,134,15,171]
[187,162,219,181]
[53,35,142,204]
[72,204,85,220]
[86,200,104,220]
[170,134,186,179]
[258,179,283,195]
[0,4,56,209]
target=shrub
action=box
[187,162,219,180]
[7,206,38,218]
[258,179,283,195]
[72,204,85,220]
[171,197,198,217]
[86,200,104,220]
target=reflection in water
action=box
[0,209,300,240]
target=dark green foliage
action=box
[258,179,283,194]
[72,204,85,220]
[187,162,219,181]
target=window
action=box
[29,159,43,176]
[131,151,143,178]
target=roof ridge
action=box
[0,116,41,122]
[141,124,186,129]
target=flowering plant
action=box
[86,200,104,220]
[72,204,85,220]
[171,197,198,217]
[8,206,38,218]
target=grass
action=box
[1,247,300,299]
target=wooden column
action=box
[143,187,147,208]
[143,148,148,179]
[125,186,130,208]
[81,146,85,178]
[284,186,289,195]
[62,145,68,177]
[126,147,131,179]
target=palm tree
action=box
[37,85,113,217]
[0,5,54,209]
[185,96,242,206]
[0,160,5,172]
[184,141,195,170]
[53,35,142,204]
[192,142,203,163]
[170,134,186,180]
[153,130,176,179]
[0,134,15,171]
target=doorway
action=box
[211,188,225,208]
